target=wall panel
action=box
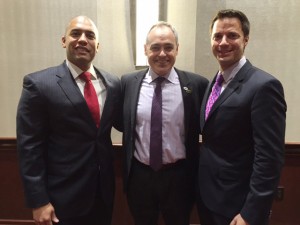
[0,139,299,225]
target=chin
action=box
[218,56,232,63]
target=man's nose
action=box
[78,33,88,43]
[219,36,229,45]
[159,49,167,56]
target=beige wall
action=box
[0,0,299,142]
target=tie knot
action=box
[80,72,91,82]
[155,77,165,84]
[216,73,224,85]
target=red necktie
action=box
[80,72,100,127]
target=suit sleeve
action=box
[16,75,50,208]
[111,76,123,132]
[241,78,286,225]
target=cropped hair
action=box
[146,21,179,44]
[210,9,250,37]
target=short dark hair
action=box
[210,9,250,37]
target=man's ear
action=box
[144,44,147,56]
[244,36,249,47]
[61,36,66,48]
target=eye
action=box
[212,34,222,41]
[85,32,96,40]
[69,30,96,40]
[163,45,174,52]
[227,33,240,40]
[70,30,82,38]
[150,45,161,52]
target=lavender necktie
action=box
[149,77,164,171]
[205,73,224,120]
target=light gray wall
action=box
[231,0,300,144]
[0,0,299,142]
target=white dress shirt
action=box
[66,60,106,117]
[134,67,186,165]
[220,56,247,93]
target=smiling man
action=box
[120,21,208,225]
[62,16,99,71]
[17,16,121,225]
[196,9,286,225]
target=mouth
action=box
[217,49,232,57]
[155,59,169,65]
[75,46,89,53]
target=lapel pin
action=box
[183,87,192,93]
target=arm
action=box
[241,78,286,225]
[112,76,123,132]
[16,75,53,213]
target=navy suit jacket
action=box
[121,68,208,190]
[17,61,121,218]
[198,60,286,225]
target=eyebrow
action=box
[70,29,95,34]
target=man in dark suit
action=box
[17,16,121,225]
[121,21,208,225]
[196,9,286,225]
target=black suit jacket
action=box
[17,61,121,219]
[121,68,208,190]
[198,60,286,225]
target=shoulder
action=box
[95,67,120,84]
[242,60,279,83]
[175,68,209,84]
[23,63,66,86]
[26,64,63,78]
[241,63,285,100]
[121,69,147,82]
[246,64,282,88]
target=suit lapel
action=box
[203,61,253,125]
[130,70,147,131]
[95,68,112,131]
[130,68,193,140]
[200,77,214,130]
[56,62,97,129]
[176,68,192,136]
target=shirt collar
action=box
[220,56,247,83]
[66,59,97,80]
[146,67,177,84]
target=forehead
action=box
[212,17,243,33]
[66,17,97,34]
[147,26,176,44]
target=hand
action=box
[32,203,59,225]
[230,213,250,225]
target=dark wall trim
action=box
[2,138,299,153]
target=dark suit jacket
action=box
[198,60,286,225]
[121,68,208,190]
[16,61,121,219]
